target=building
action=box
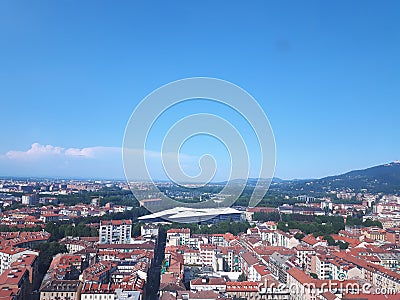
[141,224,159,238]
[0,266,30,300]
[190,277,226,292]
[39,280,82,300]
[166,229,190,247]
[80,282,140,300]
[286,268,358,300]
[0,248,39,275]
[21,194,38,206]
[99,220,132,244]
[226,279,289,300]
[81,261,116,283]
[138,207,242,224]
[245,207,278,222]
[386,228,400,244]
[297,195,315,203]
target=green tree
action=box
[346,216,362,226]
[294,233,305,240]
[362,219,383,229]
[337,241,349,249]
[32,242,67,276]
[323,235,336,246]
[238,272,247,282]
[132,222,142,238]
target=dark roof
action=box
[40,280,81,292]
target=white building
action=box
[183,249,202,266]
[0,247,39,274]
[99,220,132,244]
[21,194,38,205]
[141,224,159,238]
[166,228,190,247]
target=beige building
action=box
[40,280,82,300]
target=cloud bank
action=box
[0,143,216,181]
[5,143,120,160]
[0,143,123,179]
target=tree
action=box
[132,222,142,238]
[238,272,247,282]
[362,219,383,229]
[253,212,280,222]
[337,241,349,249]
[346,216,362,226]
[294,233,305,240]
[32,242,67,276]
[324,235,336,246]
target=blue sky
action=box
[0,1,399,180]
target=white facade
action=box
[22,194,38,205]
[0,249,38,274]
[99,220,132,244]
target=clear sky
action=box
[0,1,399,180]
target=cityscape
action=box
[0,163,400,299]
[1,1,400,300]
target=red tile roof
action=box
[226,281,259,292]
[100,219,132,226]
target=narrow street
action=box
[146,227,166,300]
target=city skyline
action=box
[1,1,399,180]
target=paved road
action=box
[146,227,166,300]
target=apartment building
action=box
[99,220,132,244]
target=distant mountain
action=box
[319,161,400,193]
[272,161,400,195]
[211,163,400,195]
[222,177,285,186]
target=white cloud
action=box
[0,143,124,179]
[0,143,230,181]
[0,143,202,180]
[6,143,64,159]
[5,143,121,160]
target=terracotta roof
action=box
[177,290,221,299]
[190,277,226,286]
[321,291,338,300]
[253,264,270,276]
[98,242,154,250]
[302,234,320,246]
[226,281,259,292]
[0,267,28,286]
[241,252,258,265]
[287,267,358,289]
[246,207,277,213]
[167,228,190,234]
[100,219,132,226]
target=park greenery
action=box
[277,215,345,237]
[346,216,383,228]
